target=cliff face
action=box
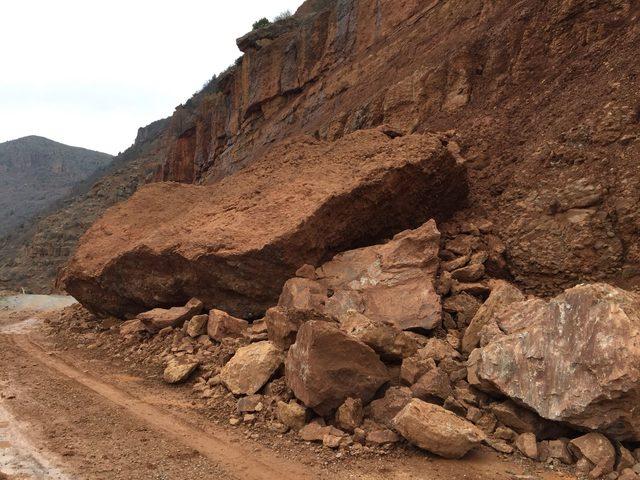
[0,136,112,237]
[0,119,170,292]
[158,0,640,295]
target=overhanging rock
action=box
[60,129,467,318]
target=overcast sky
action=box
[0,0,304,155]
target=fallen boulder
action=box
[278,220,442,331]
[60,130,466,318]
[471,283,640,441]
[163,360,199,384]
[220,341,284,395]
[393,399,485,459]
[285,320,389,415]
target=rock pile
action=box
[90,217,640,479]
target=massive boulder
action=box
[470,283,640,441]
[285,320,389,416]
[278,219,442,331]
[60,129,466,318]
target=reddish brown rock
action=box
[285,321,389,416]
[137,298,203,334]
[410,368,452,402]
[207,309,249,341]
[264,306,329,349]
[472,284,640,440]
[335,398,364,432]
[276,400,308,431]
[220,341,284,395]
[461,280,524,353]
[277,219,443,331]
[337,310,419,361]
[393,399,486,459]
[569,433,615,477]
[186,314,208,337]
[60,130,465,319]
[368,386,412,429]
[515,433,538,460]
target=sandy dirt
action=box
[0,296,577,480]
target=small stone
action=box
[411,367,452,402]
[276,400,307,431]
[569,433,615,475]
[207,309,249,341]
[163,360,199,384]
[243,414,256,422]
[366,429,399,445]
[547,438,573,464]
[451,263,485,283]
[323,434,343,449]
[229,417,240,426]
[486,437,514,454]
[187,314,208,337]
[335,398,364,432]
[494,426,517,442]
[236,394,263,413]
[515,433,538,460]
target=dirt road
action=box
[0,297,576,480]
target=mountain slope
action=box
[0,136,113,236]
[0,120,169,292]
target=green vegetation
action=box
[252,17,270,30]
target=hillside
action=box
[0,120,169,292]
[0,135,113,237]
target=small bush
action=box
[252,17,270,30]
[274,10,292,22]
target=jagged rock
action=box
[186,314,208,337]
[410,367,452,402]
[276,400,308,430]
[163,360,199,384]
[138,298,203,334]
[264,306,326,349]
[207,309,249,341]
[337,310,419,360]
[451,263,485,282]
[368,386,412,429]
[220,341,284,395]
[277,220,442,331]
[618,446,636,471]
[569,433,615,476]
[366,429,400,445]
[443,293,481,327]
[547,439,574,465]
[515,433,539,460]
[461,280,524,353]
[400,354,436,385]
[285,321,388,415]
[61,130,466,319]
[335,398,364,432]
[236,395,264,413]
[119,319,146,336]
[619,469,640,480]
[486,438,514,454]
[299,421,344,442]
[393,399,485,459]
[472,284,640,440]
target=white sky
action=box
[0,0,304,155]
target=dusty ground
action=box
[0,297,577,480]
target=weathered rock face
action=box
[285,320,389,416]
[61,130,466,318]
[393,399,485,459]
[278,219,442,331]
[471,283,640,441]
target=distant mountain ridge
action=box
[0,135,113,236]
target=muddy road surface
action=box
[0,296,577,480]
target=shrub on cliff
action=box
[252,17,270,30]
[274,10,292,22]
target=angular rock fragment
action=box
[278,220,443,331]
[207,309,249,341]
[569,433,615,476]
[515,433,538,460]
[61,130,467,318]
[264,306,328,349]
[461,280,524,353]
[163,360,199,384]
[472,284,640,440]
[138,298,203,334]
[335,398,364,432]
[276,400,308,430]
[368,386,412,429]
[393,399,485,459]
[220,341,284,395]
[285,321,389,415]
[410,368,451,402]
[186,314,208,337]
